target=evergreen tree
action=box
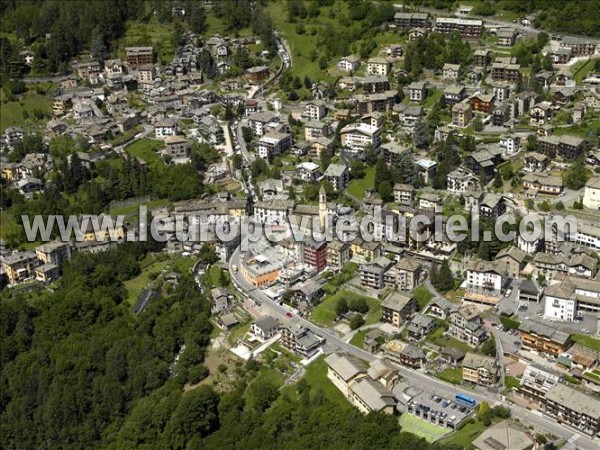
[412,118,428,148]
[493,171,503,188]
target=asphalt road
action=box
[228,245,598,448]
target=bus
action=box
[455,394,477,408]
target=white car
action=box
[504,288,512,297]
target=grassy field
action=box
[504,375,521,389]
[571,334,600,352]
[310,289,379,326]
[125,138,165,168]
[571,58,598,83]
[0,94,53,132]
[109,199,171,217]
[441,419,487,448]
[436,367,463,385]
[123,254,197,306]
[349,329,369,347]
[398,414,448,443]
[119,20,176,64]
[413,285,433,311]
[347,167,375,199]
[123,258,170,306]
[427,325,475,354]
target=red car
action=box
[286,312,293,318]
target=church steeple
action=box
[319,185,327,230]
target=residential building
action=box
[2,251,39,284]
[543,276,600,320]
[246,66,269,83]
[496,246,527,279]
[472,49,490,67]
[366,57,391,76]
[452,99,472,127]
[257,131,293,160]
[280,323,325,358]
[125,46,155,68]
[472,421,534,450]
[340,123,381,152]
[518,364,561,405]
[360,257,395,289]
[407,314,436,341]
[464,148,503,178]
[426,297,458,320]
[155,118,177,139]
[442,63,460,80]
[491,62,521,82]
[496,28,517,47]
[305,101,327,120]
[462,353,500,387]
[538,134,587,159]
[361,76,390,94]
[447,167,479,194]
[247,111,278,136]
[393,183,415,206]
[301,239,327,272]
[296,161,321,182]
[211,287,234,313]
[479,193,507,218]
[434,18,483,38]
[337,55,361,72]
[583,177,600,209]
[443,84,467,105]
[498,135,520,154]
[164,135,191,160]
[448,305,487,346]
[383,340,426,369]
[560,37,598,57]
[466,259,507,294]
[323,163,349,191]
[470,92,495,114]
[304,121,329,142]
[251,315,279,341]
[530,102,554,126]
[522,173,563,195]
[395,258,422,291]
[327,241,351,269]
[292,279,323,305]
[35,241,71,268]
[381,291,416,326]
[518,320,572,356]
[394,12,430,29]
[544,383,600,436]
[406,81,427,102]
[524,152,549,172]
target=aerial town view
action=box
[1,0,600,449]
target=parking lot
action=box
[394,382,475,430]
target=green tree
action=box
[350,314,365,330]
[482,338,496,357]
[335,298,349,316]
[493,171,503,188]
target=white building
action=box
[543,277,600,320]
[499,135,521,154]
[340,123,381,152]
[583,177,600,210]
[366,57,391,76]
[257,132,293,160]
[337,55,360,72]
[247,111,279,136]
[155,118,177,139]
[253,200,294,224]
[305,101,326,121]
[466,260,506,292]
